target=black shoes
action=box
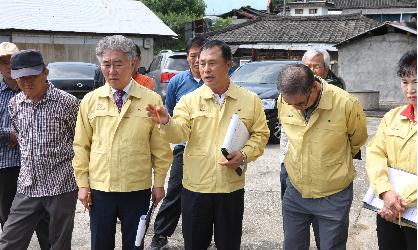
[148,235,169,250]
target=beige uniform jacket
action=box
[278,81,368,198]
[73,81,172,192]
[160,82,270,193]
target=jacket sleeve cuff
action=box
[153,175,166,188]
[75,175,90,188]
[399,182,417,207]
[375,183,393,199]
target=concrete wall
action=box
[338,32,416,104]
[290,6,328,16]
[0,31,154,67]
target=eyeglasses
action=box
[294,91,312,107]
[284,90,312,108]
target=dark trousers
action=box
[283,178,353,250]
[153,145,184,237]
[376,214,417,250]
[182,188,244,250]
[90,189,151,250]
[0,191,76,250]
[280,164,321,249]
[0,167,51,250]
[0,167,19,229]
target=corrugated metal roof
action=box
[0,0,177,36]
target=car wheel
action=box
[268,117,281,144]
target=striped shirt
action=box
[8,83,79,197]
[0,80,20,168]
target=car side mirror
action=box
[138,67,147,75]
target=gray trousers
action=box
[0,191,77,250]
[282,178,353,250]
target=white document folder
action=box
[221,114,250,176]
[362,167,417,227]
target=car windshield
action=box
[48,63,96,79]
[231,62,290,84]
[166,56,188,71]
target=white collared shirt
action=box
[111,81,132,104]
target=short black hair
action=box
[397,50,416,78]
[200,40,232,62]
[135,44,141,57]
[278,64,315,97]
[186,35,208,55]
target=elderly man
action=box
[278,64,367,249]
[0,43,50,250]
[0,42,20,229]
[72,35,172,250]
[302,48,345,90]
[0,49,79,249]
[146,40,270,250]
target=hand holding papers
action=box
[363,167,417,227]
[134,203,156,247]
[221,114,250,176]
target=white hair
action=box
[302,49,330,69]
[95,35,136,63]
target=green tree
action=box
[140,0,206,51]
[210,18,232,32]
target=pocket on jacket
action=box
[183,153,213,185]
[89,150,107,182]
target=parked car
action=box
[47,62,99,99]
[146,50,188,100]
[231,60,299,144]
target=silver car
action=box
[146,50,188,100]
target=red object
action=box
[160,72,175,84]
[400,104,416,122]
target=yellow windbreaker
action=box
[72,81,172,192]
[278,81,368,198]
[160,82,270,193]
[366,106,416,208]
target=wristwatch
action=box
[239,150,247,166]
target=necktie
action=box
[115,90,125,113]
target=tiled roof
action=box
[332,0,416,9]
[218,6,272,19]
[205,14,380,44]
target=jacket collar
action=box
[316,78,333,111]
[97,79,142,99]
[200,80,240,100]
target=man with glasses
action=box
[277,64,367,249]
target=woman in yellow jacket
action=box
[365,50,417,250]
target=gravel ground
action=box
[24,117,382,250]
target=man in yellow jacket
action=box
[72,35,172,250]
[277,64,367,249]
[146,40,270,250]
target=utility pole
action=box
[283,0,287,15]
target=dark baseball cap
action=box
[10,50,45,79]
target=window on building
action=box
[309,9,318,14]
[295,9,303,14]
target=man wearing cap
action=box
[0,49,79,250]
[0,42,20,229]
